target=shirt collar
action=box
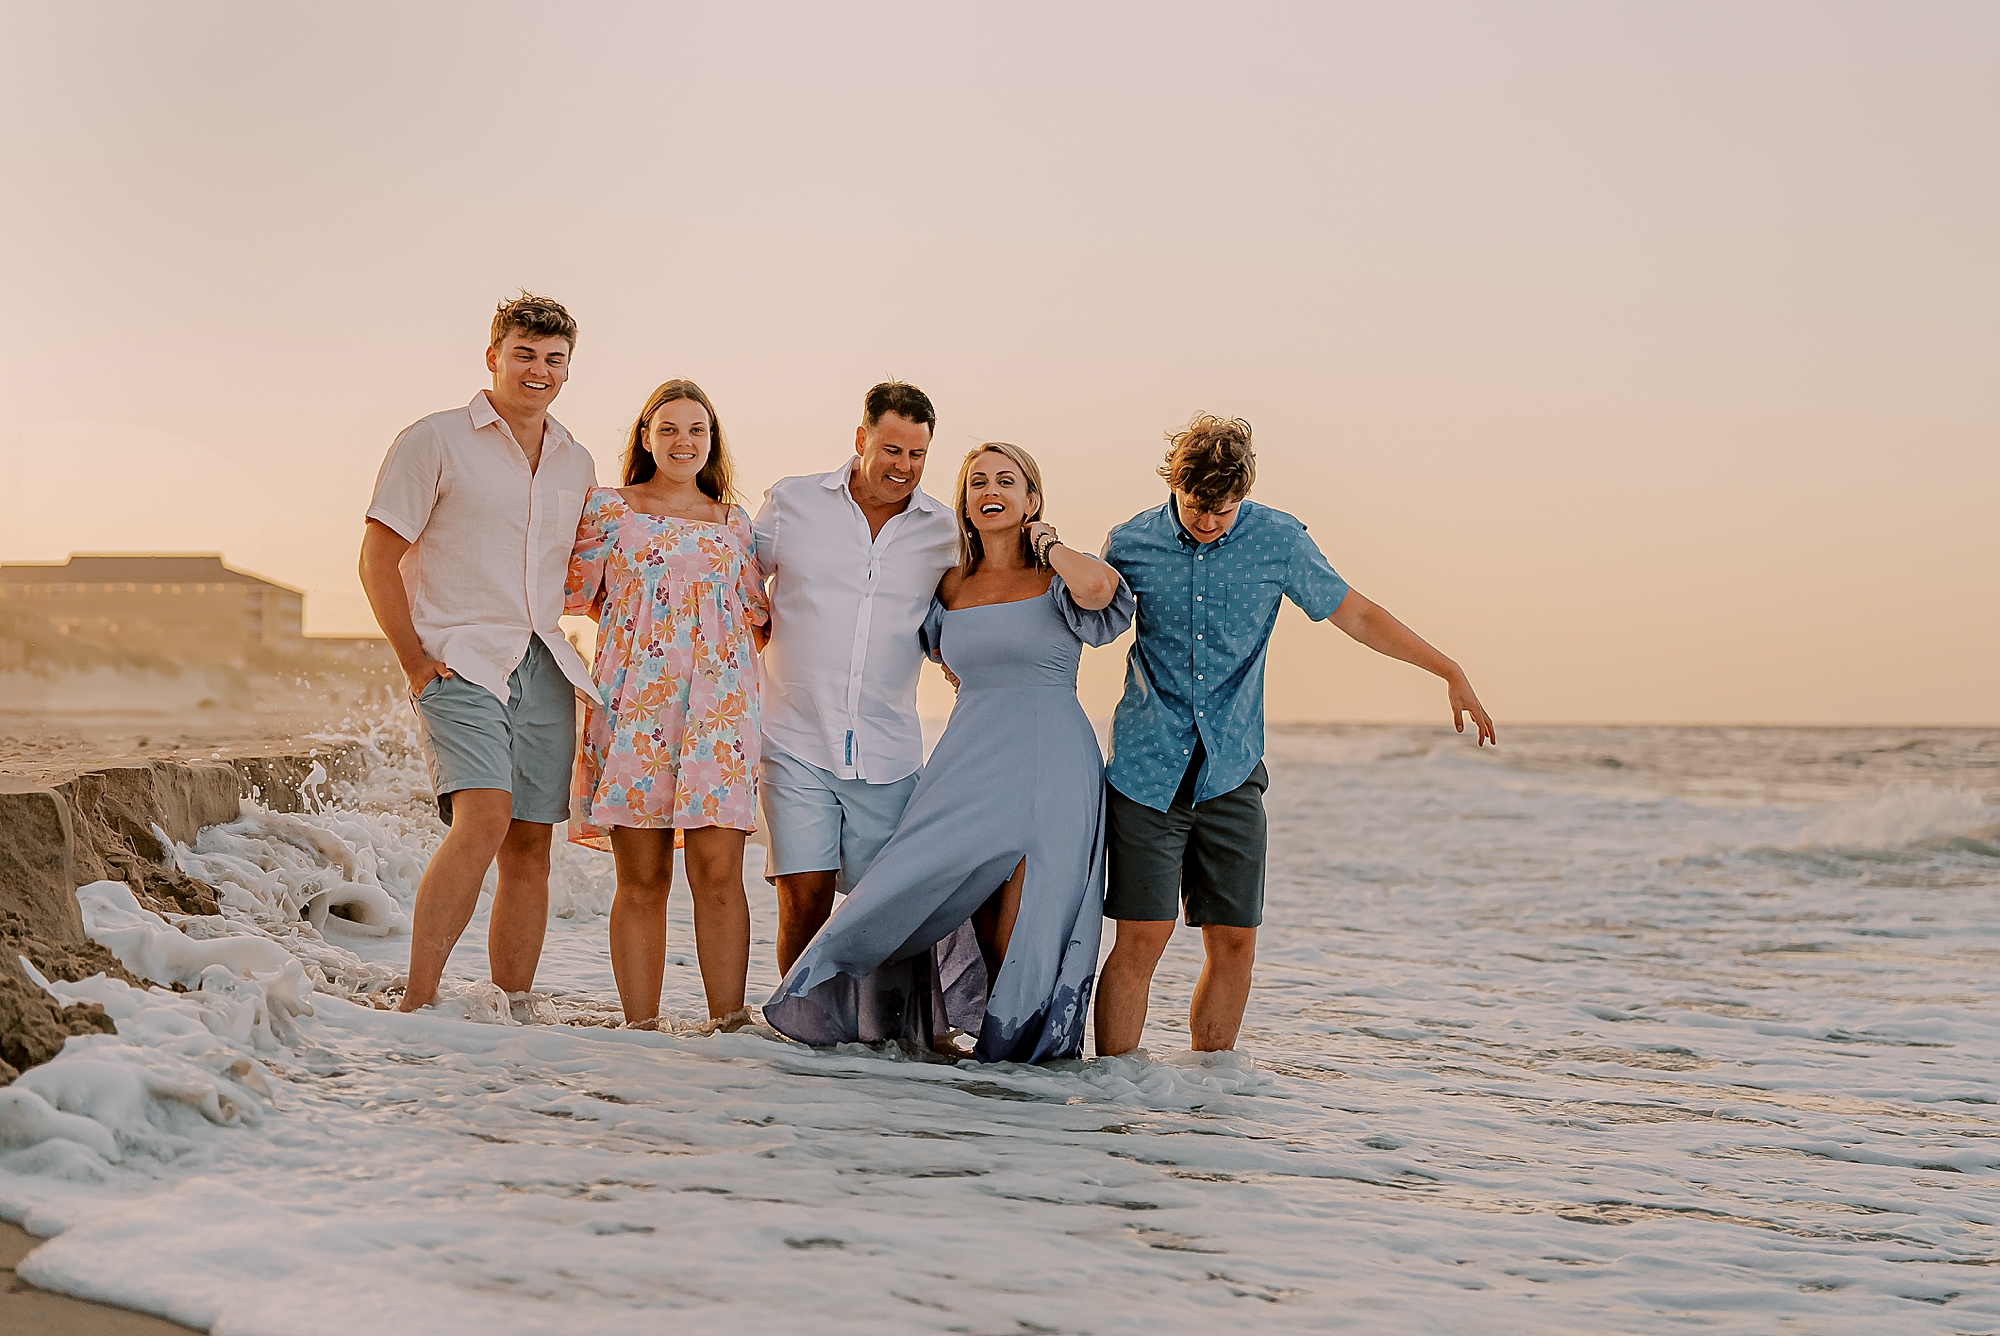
[1167,495,1246,550]
[467,391,574,453]
[467,390,503,431]
[823,458,946,516]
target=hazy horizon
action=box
[5,2,1995,726]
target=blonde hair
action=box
[953,442,1045,574]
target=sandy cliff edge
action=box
[0,744,364,1083]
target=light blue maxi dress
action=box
[764,573,1135,1063]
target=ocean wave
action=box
[1794,782,1999,853]
[1262,726,1445,768]
[1673,782,2000,874]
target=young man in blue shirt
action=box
[1095,414,1496,1056]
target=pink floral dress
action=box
[564,488,768,849]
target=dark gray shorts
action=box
[411,637,575,827]
[1103,748,1268,928]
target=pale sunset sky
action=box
[2,3,1994,724]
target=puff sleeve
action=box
[731,505,770,626]
[1049,572,1135,647]
[564,488,616,619]
[918,596,950,664]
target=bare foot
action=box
[706,1008,753,1034]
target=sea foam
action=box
[0,724,1995,1333]
[1796,779,1998,850]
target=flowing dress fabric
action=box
[764,573,1134,1063]
[564,488,768,849]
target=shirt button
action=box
[1196,555,1203,561]
[1183,749,1190,755]
[1196,595,1203,602]
[1196,634,1203,640]
[1197,711,1204,717]
[1197,674,1204,680]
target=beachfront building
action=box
[0,553,306,666]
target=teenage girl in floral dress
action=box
[565,379,767,1030]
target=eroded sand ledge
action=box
[0,745,364,1084]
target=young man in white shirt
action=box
[753,382,961,973]
[359,293,599,1013]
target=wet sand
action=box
[1,1222,199,1334]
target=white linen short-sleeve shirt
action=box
[366,391,598,704]
[753,461,959,784]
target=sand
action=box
[1,1221,199,1334]
[0,661,399,778]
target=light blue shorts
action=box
[411,637,575,827]
[759,742,919,888]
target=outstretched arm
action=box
[1327,590,1496,745]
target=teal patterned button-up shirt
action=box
[1102,499,1350,811]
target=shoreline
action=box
[2,1221,201,1334]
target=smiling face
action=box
[851,411,931,509]
[964,450,1040,537]
[1174,491,1243,544]
[643,397,713,486]
[485,331,571,419]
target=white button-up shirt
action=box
[365,391,599,705]
[753,460,960,783]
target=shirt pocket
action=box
[1221,579,1285,651]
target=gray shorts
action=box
[412,637,574,826]
[1104,746,1268,928]
[758,741,919,888]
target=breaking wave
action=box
[1794,781,1998,851]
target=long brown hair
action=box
[622,379,734,503]
[953,442,1045,574]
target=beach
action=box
[1,719,1995,1332]
[2,1220,195,1333]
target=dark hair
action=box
[622,379,734,503]
[1160,413,1256,510]
[862,380,936,436]
[490,291,578,352]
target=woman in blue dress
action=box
[764,442,1133,1063]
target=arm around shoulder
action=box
[564,491,615,618]
[750,485,781,577]
[1046,543,1121,610]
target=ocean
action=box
[4,720,1997,1333]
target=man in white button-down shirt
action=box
[359,293,599,1014]
[754,382,960,972]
